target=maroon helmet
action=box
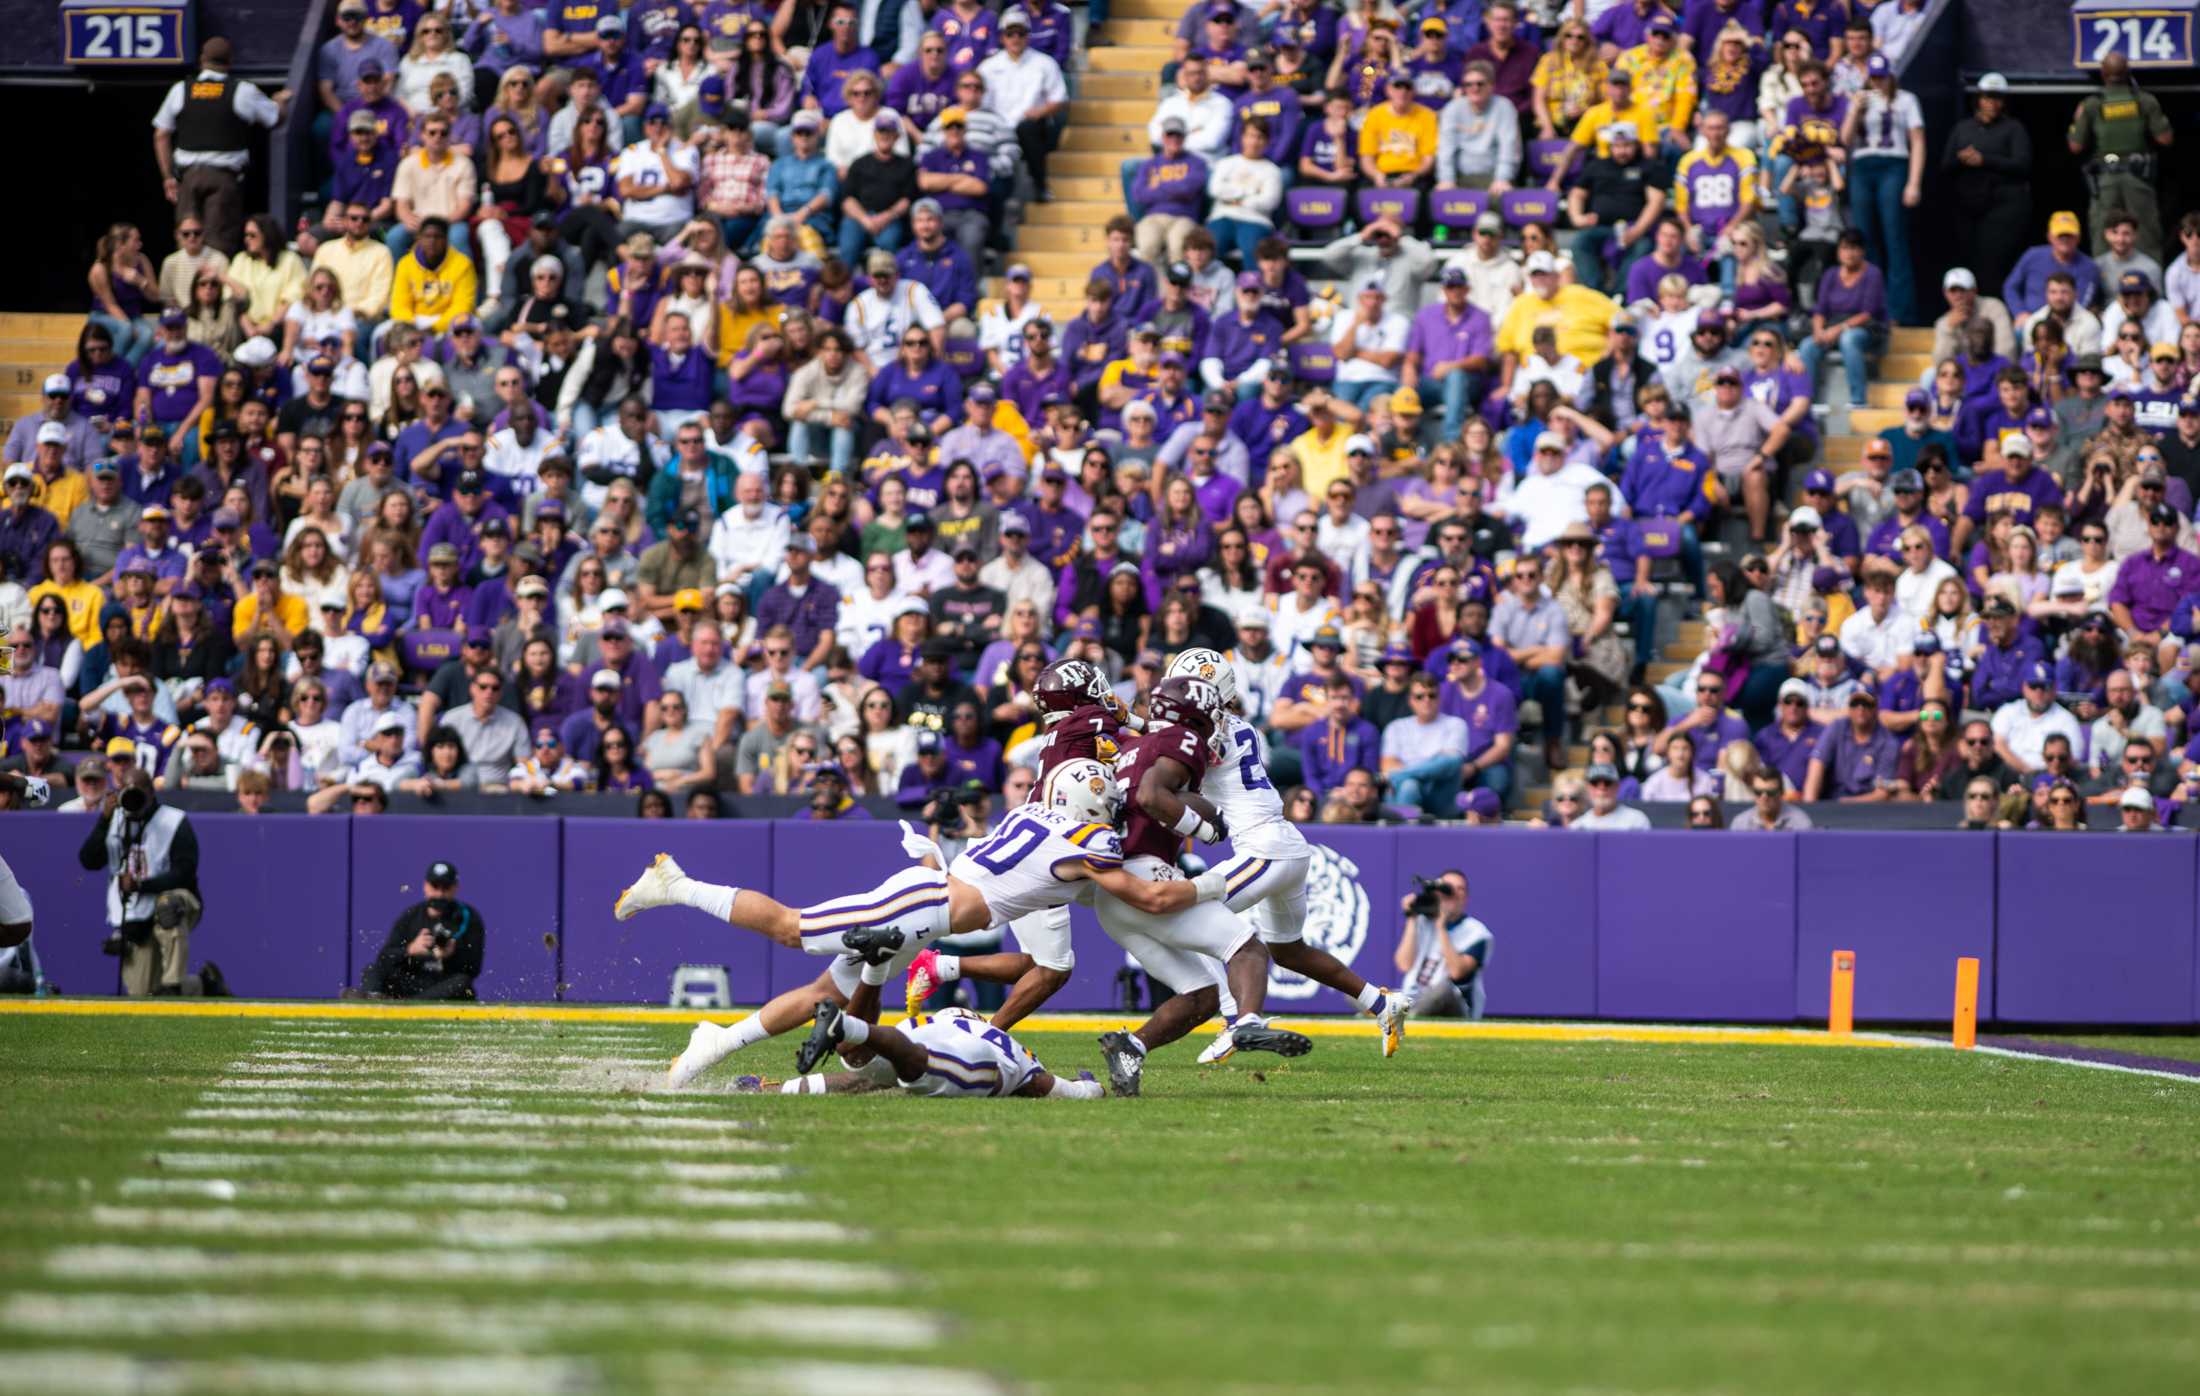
[1145,675,1221,743]
[1032,658,1110,725]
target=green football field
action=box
[0,1006,2196,1396]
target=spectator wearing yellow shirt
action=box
[1496,252,1619,382]
[231,557,309,642]
[1530,18,1608,141]
[389,218,480,335]
[1550,69,1661,184]
[1358,74,1440,190]
[1613,18,1698,154]
[23,430,89,533]
[1288,389,1360,500]
[25,539,107,649]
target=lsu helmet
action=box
[1043,757,1121,824]
[1165,647,1238,714]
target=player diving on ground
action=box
[614,752,1237,1088]
[761,975,1104,1099]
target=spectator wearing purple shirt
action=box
[330,118,400,215]
[1226,372,1309,465]
[1091,217,1164,322]
[1797,231,1886,410]
[1667,668,1753,769]
[320,5,403,109]
[411,545,475,631]
[135,313,223,433]
[2110,503,2200,640]
[1058,285,1128,404]
[1958,438,2065,553]
[756,534,842,665]
[1593,0,1677,55]
[1680,0,1763,61]
[418,472,512,577]
[800,4,882,117]
[895,203,980,322]
[461,2,547,79]
[1967,597,2045,710]
[1754,678,1825,790]
[1430,642,1519,805]
[1802,681,1903,800]
[1297,685,1379,799]
[1403,266,1495,442]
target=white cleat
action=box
[668,1021,733,1089]
[1196,1023,1237,1065]
[1377,989,1407,1059]
[615,853,687,921]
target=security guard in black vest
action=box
[150,37,292,254]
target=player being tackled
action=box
[772,977,1104,1098]
[1163,648,1409,1059]
[617,751,1236,1088]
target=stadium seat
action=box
[1634,516,1684,558]
[400,629,463,675]
[1525,139,1578,184]
[1500,188,1560,227]
[1357,187,1420,229]
[1283,186,1347,245]
[1429,188,1489,233]
[1288,341,1337,383]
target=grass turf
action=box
[1,1010,2196,1395]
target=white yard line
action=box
[0,1293,944,1348]
[115,1178,807,1210]
[180,1107,755,1132]
[85,1206,860,1247]
[149,1152,791,1182]
[1963,1042,2200,1085]
[708,1360,1015,1396]
[0,1353,593,1396]
[44,1245,895,1293]
[160,1127,786,1153]
[206,1080,734,1108]
[240,1051,666,1067]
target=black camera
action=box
[118,784,153,818]
[1405,875,1445,919]
[921,783,988,828]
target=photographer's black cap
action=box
[425,860,459,886]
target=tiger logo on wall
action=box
[1269,843,1369,999]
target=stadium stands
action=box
[3,0,2198,843]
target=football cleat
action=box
[615,853,686,921]
[667,1020,731,1089]
[904,947,942,1011]
[841,926,905,965]
[1195,1025,1238,1065]
[1228,1017,1314,1058]
[1097,1030,1145,1097]
[1376,989,1407,1059]
[795,1001,848,1074]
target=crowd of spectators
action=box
[1,0,2194,835]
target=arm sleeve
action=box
[447,905,487,980]
[77,810,115,871]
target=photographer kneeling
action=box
[1393,870,1494,1020]
[361,861,485,1000]
[77,767,210,996]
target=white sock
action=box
[1127,1033,1149,1057]
[858,957,894,985]
[839,1015,870,1045]
[724,1015,772,1052]
[678,879,738,923]
[1355,983,1384,1013]
[780,1074,827,1094]
[1233,1013,1265,1029]
[933,953,962,982]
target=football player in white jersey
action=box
[616,758,1232,1087]
[771,979,1104,1099]
[1164,649,1410,1059]
[0,773,52,955]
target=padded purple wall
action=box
[1996,834,2198,1025]
[3,814,118,997]
[190,813,351,999]
[1397,828,1599,1018]
[559,819,772,1004]
[1795,833,1997,1023]
[1598,833,1798,1021]
[347,816,561,1002]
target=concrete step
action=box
[1078,71,1161,100]
[0,313,90,336]
[1881,351,1932,380]
[1107,0,1189,17]
[1052,150,1139,176]
[1864,380,1935,408]
[1015,223,1118,253]
[0,337,75,361]
[1084,44,1177,73]
[1010,250,1123,278]
[0,363,46,395]
[1068,98,1165,126]
[985,275,1092,302]
[1848,407,1903,434]
[1023,200,1133,229]
[1036,175,1122,203]
[1099,18,1176,45]
[1887,326,1932,353]
[1062,124,1149,152]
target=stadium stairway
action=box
[982,0,1177,323]
[0,312,77,443]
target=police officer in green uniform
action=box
[2068,53,2175,263]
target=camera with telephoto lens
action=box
[921,783,988,829]
[118,784,153,818]
[1405,875,1445,920]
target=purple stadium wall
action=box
[3,815,2196,1025]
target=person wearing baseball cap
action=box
[361,860,487,1000]
[1206,268,1289,398]
[1497,241,1621,369]
[8,373,96,469]
[2005,211,2101,318]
